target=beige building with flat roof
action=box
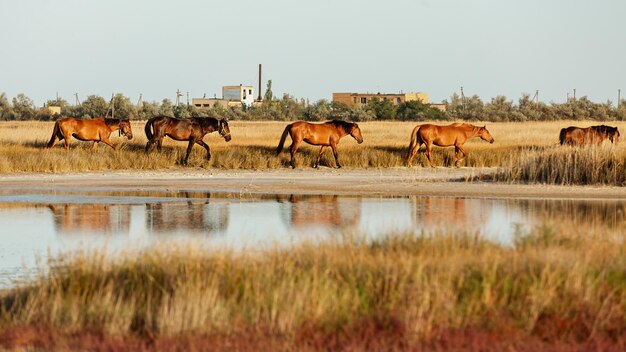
[333,92,446,112]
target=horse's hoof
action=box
[313,165,318,169]
[336,165,342,169]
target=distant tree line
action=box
[1,89,625,122]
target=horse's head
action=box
[350,122,364,144]
[120,119,133,140]
[479,125,494,144]
[219,118,231,142]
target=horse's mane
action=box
[192,116,220,129]
[327,119,354,131]
[103,118,129,126]
[592,125,617,135]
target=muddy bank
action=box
[0,168,625,200]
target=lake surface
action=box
[0,188,624,287]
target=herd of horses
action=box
[44,116,620,168]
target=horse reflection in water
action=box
[48,204,131,235]
[145,192,229,234]
[277,194,361,230]
[412,196,490,233]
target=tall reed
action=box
[497,145,626,185]
[2,228,625,349]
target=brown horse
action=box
[407,123,495,167]
[46,118,133,150]
[276,120,364,168]
[559,125,620,146]
[144,115,231,164]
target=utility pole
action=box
[74,93,81,106]
[531,90,539,106]
[573,88,576,101]
[176,89,182,106]
[186,91,189,107]
[257,64,263,101]
[137,93,143,107]
[618,89,621,108]
[460,86,466,111]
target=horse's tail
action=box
[145,117,155,140]
[559,128,567,145]
[406,125,422,162]
[276,124,292,155]
[46,121,61,148]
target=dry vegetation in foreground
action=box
[1,120,625,174]
[1,228,626,351]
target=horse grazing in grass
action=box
[276,120,364,168]
[46,118,133,150]
[144,115,231,165]
[559,125,620,146]
[407,123,495,167]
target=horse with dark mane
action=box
[46,117,133,150]
[276,120,364,168]
[559,125,620,146]
[144,115,231,164]
[407,123,494,167]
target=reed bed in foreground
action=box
[497,145,626,186]
[1,228,626,350]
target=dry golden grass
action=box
[0,120,625,173]
[1,227,625,349]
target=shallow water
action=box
[0,189,624,288]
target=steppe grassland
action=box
[0,120,624,172]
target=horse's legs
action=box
[313,146,327,168]
[330,142,341,168]
[424,142,435,167]
[407,142,422,166]
[63,136,71,150]
[183,139,195,165]
[100,137,116,150]
[195,140,211,161]
[157,139,163,152]
[289,139,302,169]
[92,142,99,151]
[145,139,153,153]
[454,144,468,167]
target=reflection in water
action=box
[277,194,360,231]
[48,204,131,235]
[0,191,625,288]
[146,202,228,235]
[412,196,491,234]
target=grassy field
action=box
[1,120,625,185]
[1,227,625,350]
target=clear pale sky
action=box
[1,0,624,106]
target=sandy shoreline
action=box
[0,167,625,200]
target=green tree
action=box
[396,100,429,121]
[12,94,36,120]
[0,92,15,120]
[484,95,514,121]
[111,93,137,120]
[159,99,175,116]
[365,98,396,120]
[264,80,273,102]
[81,95,108,118]
[137,101,160,120]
